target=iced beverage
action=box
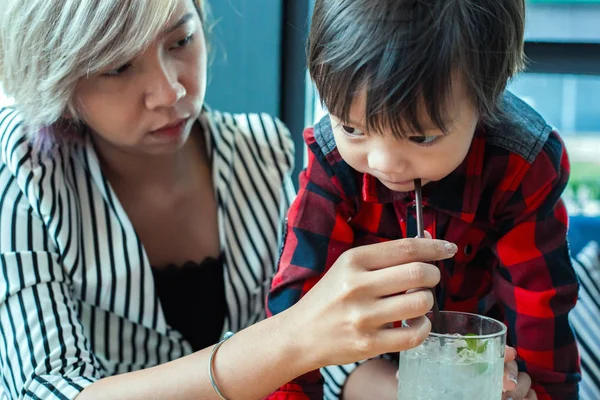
[398,311,507,400]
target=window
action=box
[508,0,600,216]
[526,0,600,43]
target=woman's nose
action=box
[144,59,186,110]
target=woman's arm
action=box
[0,164,103,399]
[80,236,451,400]
[77,307,313,400]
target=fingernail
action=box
[506,397,514,400]
[445,242,458,253]
[509,374,518,385]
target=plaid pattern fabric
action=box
[267,94,580,399]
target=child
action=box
[268,0,580,399]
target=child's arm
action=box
[491,130,580,400]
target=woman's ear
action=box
[62,101,79,121]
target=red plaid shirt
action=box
[267,93,580,400]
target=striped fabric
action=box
[0,106,295,399]
[570,240,600,400]
[322,364,351,400]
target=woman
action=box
[0,0,515,399]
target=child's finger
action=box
[524,388,538,400]
[503,372,532,400]
[503,360,518,392]
[504,346,517,362]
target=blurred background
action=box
[510,0,600,218]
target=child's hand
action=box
[503,346,538,400]
[290,237,456,369]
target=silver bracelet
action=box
[208,331,235,400]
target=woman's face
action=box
[73,0,207,156]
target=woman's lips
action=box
[150,118,188,138]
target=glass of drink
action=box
[398,311,507,400]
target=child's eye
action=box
[341,125,364,137]
[408,135,439,146]
[171,34,194,50]
[103,63,132,77]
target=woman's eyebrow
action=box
[162,12,194,37]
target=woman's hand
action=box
[289,237,457,369]
[503,346,538,400]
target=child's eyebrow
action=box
[330,114,366,130]
[337,114,454,135]
[346,120,367,129]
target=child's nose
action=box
[367,148,408,175]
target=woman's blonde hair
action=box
[0,0,207,144]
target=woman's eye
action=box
[104,63,132,77]
[172,34,194,49]
[341,125,364,136]
[409,135,439,145]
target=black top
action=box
[152,256,226,352]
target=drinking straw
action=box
[414,179,443,334]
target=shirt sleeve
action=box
[491,130,580,400]
[266,127,358,399]
[0,163,102,399]
[272,117,298,262]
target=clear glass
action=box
[398,311,507,400]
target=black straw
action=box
[414,179,443,334]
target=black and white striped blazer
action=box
[0,106,295,399]
[570,240,600,400]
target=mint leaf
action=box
[457,334,489,357]
[464,333,488,354]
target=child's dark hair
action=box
[308,0,526,137]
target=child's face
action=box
[330,81,479,192]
